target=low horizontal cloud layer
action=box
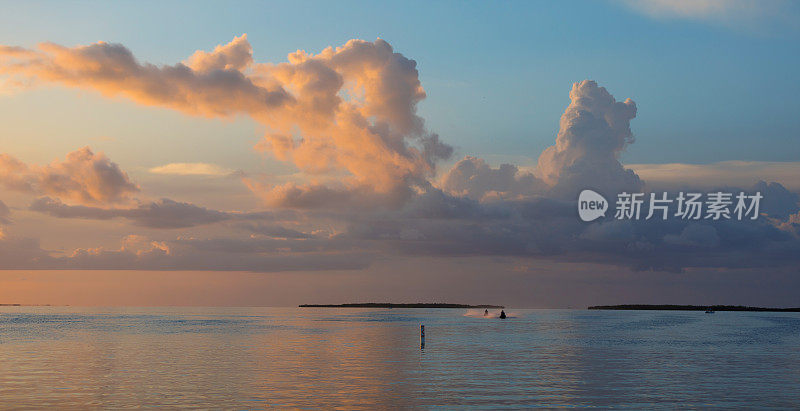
[15,179,796,273]
[0,233,371,272]
[629,161,800,191]
[0,200,10,224]
[344,182,800,272]
[30,197,294,229]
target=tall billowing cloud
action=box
[0,147,138,204]
[0,36,452,208]
[537,80,641,198]
[440,80,640,200]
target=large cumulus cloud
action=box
[537,80,641,198]
[439,80,641,201]
[0,36,452,208]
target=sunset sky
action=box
[1,0,799,307]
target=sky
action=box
[0,0,799,307]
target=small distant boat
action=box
[705,308,715,314]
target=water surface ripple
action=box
[1,307,799,408]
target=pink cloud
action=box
[0,36,452,208]
[0,147,138,205]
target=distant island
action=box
[588,304,800,312]
[0,304,52,306]
[299,303,504,308]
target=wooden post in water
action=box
[420,324,425,349]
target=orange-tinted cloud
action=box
[149,162,233,176]
[0,147,138,205]
[0,37,289,117]
[0,36,452,207]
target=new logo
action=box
[578,189,608,222]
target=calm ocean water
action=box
[1,307,799,409]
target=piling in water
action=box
[420,324,425,349]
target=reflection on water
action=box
[1,307,799,408]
